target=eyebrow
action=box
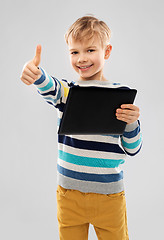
[69,46,97,51]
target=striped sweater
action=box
[34,67,143,194]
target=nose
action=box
[78,53,88,63]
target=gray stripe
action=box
[57,172,124,195]
[124,120,139,132]
[75,79,111,85]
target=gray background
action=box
[1,0,164,239]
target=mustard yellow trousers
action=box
[56,185,129,240]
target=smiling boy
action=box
[68,34,112,81]
[20,15,142,240]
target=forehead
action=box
[68,35,101,50]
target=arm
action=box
[120,120,143,156]
[116,103,143,156]
[20,45,70,110]
[33,67,70,109]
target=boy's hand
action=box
[20,44,42,85]
[116,104,140,125]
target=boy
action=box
[20,15,142,240]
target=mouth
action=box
[77,64,93,71]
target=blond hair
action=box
[64,14,111,49]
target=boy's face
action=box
[68,35,112,81]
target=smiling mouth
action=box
[77,64,93,70]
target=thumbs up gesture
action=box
[20,45,42,85]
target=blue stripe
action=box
[123,125,141,138]
[61,78,69,83]
[121,134,142,149]
[113,83,120,85]
[46,101,53,106]
[58,135,126,154]
[58,150,125,168]
[123,120,141,138]
[100,134,119,138]
[34,68,45,85]
[44,96,60,105]
[57,164,123,183]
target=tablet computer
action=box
[58,86,137,135]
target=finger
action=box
[20,76,31,85]
[116,115,134,123]
[121,104,136,110]
[23,67,39,80]
[27,61,42,75]
[32,44,42,67]
[117,109,137,116]
[21,75,35,84]
[117,114,136,121]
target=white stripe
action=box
[62,134,119,144]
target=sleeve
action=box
[33,67,70,110]
[120,119,143,156]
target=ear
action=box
[104,44,112,59]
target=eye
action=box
[71,49,95,55]
[71,51,78,55]
[88,49,95,52]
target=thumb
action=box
[33,44,42,67]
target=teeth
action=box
[79,65,92,69]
